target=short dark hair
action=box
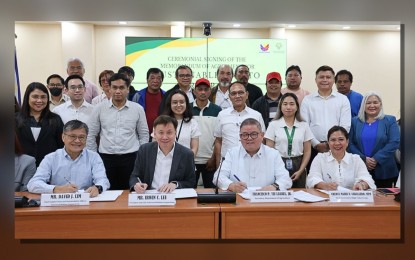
[240,118,262,132]
[118,66,135,78]
[147,68,164,81]
[175,65,193,78]
[153,115,178,130]
[108,73,131,86]
[335,69,353,83]
[46,74,64,85]
[63,119,89,135]
[64,74,85,89]
[285,65,302,76]
[327,125,349,141]
[315,65,335,76]
[234,64,249,75]
[162,89,193,123]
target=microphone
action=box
[215,157,225,194]
[197,156,236,203]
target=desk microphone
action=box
[197,156,236,203]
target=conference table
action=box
[15,189,400,239]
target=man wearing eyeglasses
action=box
[52,75,93,125]
[213,81,265,168]
[213,118,292,192]
[87,73,149,190]
[158,65,196,114]
[27,120,110,197]
[46,74,69,110]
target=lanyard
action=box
[284,126,296,157]
[176,119,184,142]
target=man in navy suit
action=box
[129,115,196,193]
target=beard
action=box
[219,81,230,88]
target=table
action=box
[15,191,220,239]
[15,189,400,239]
[219,189,400,239]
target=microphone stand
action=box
[197,157,236,203]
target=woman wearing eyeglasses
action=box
[15,82,64,166]
[264,93,312,188]
[162,89,201,156]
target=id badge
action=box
[285,159,293,170]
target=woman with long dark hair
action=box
[15,82,64,166]
[162,89,200,155]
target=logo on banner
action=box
[260,44,270,52]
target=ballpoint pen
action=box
[137,177,142,184]
[63,176,73,185]
[233,174,242,182]
[326,173,332,181]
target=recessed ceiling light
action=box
[119,21,127,25]
[342,26,351,30]
[287,25,296,28]
[233,24,240,27]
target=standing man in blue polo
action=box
[87,73,149,190]
[191,78,222,188]
[335,69,363,117]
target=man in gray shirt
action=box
[87,73,149,190]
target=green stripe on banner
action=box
[126,38,178,55]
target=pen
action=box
[63,176,73,185]
[326,173,332,181]
[233,174,241,182]
[137,177,142,184]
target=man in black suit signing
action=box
[129,115,196,193]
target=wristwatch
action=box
[95,185,103,194]
[272,183,280,190]
[171,181,179,188]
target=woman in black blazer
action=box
[15,82,64,166]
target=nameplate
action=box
[250,190,295,203]
[40,193,90,206]
[128,193,176,206]
[329,190,374,203]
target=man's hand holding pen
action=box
[134,177,148,193]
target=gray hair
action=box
[240,118,262,133]
[63,120,89,135]
[66,57,84,68]
[357,91,385,121]
[216,64,234,77]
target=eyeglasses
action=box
[68,85,85,91]
[239,132,259,140]
[178,74,192,78]
[230,91,246,97]
[64,133,87,142]
[48,83,63,88]
[111,85,127,91]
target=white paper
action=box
[293,190,328,202]
[238,187,262,200]
[317,186,352,195]
[89,190,124,202]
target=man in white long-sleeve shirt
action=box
[86,73,149,190]
[300,65,351,170]
[213,118,292,192]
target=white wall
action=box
[14,22,400,116]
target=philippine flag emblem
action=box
[260,44,269,52]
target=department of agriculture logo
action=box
[260,44,270,52]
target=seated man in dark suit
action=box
[129,115,196,193]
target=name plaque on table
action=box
[128,193,176,206]
[250,190,295,203]
[41,193,90,206]
[329,190,374,203]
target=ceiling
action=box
[17,21,401,31]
